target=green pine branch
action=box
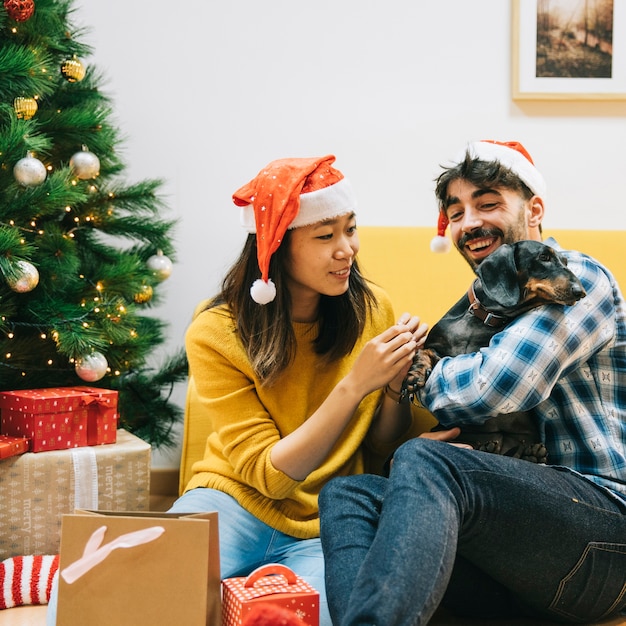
[0,0,187,448]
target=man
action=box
[319,140,626,625]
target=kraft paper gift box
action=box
[222,564,320,626]
[0,386,118,452]
[56,510,221,626]
[0,428,150,559]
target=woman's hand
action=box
[344,313,428,398]
[397,312,429,348]
[385,313,428,393]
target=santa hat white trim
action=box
[240,177,357,234]
[459,141,547,198]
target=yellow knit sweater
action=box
[184,283,426,539]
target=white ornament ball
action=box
[146,252,173,281]
[6,260,39,293]
[13,155,47,187]
[75,351,108,382]
[70,149,100,179]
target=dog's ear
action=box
[476,244,522,307]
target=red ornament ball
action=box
[3,0,35,21]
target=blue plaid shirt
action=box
[421,238,626,500]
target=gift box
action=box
[0,386,118,452]
[222,564,319,626]
[0,428,150,559]
[0,435,29,459]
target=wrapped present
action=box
[0,386,118,452]
[222,564,319,626]
[0,429,150,559]
[0,435,29,459]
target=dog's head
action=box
[476,240,586,309]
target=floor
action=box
[4,470,619,626]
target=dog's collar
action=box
[467,281,509,328]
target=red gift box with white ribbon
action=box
[222,564,319,626]
[0,386,118,452]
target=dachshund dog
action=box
[402,240,586,463]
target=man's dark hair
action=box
[435,150,535,210]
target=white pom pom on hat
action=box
[249,278,277,305]
[430,211,452,254]
[430,139,546,254]
[233,155,357,304]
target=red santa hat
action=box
[431,140,547,253]
[233,155,357,304]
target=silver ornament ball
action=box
[146,252,173,281]
[75,351,108,382]
[6,260,39,293]
[14,155,47,187]
[70,149,100,180]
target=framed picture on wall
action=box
[512,0,626,100]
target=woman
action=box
[169,155,428,625]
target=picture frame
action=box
[512,0,626,100]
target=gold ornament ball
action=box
[13,96,38,120]
[70,148,100,179]
[75,351,108,382]
[61,58,86,83]
[13,154,47,187]
[146,251,173,281]
[133,284,153,304]
[6,260,39,293]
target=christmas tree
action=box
[0,0,187,447]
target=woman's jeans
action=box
[169,488,332,626]
[320,438,626,626]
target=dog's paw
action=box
[401,350,439,403]
[475,440,502,454]
[403,349,439,393]
[518,442,548,464]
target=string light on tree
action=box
[13,96,38,120]
[69,145,100,180]
[5,260,39,293]
[60,56,86,83]
[0,0,186,447]
[75,351,108,382]
[146,250,173,281]
[3,0,35,22]
[13,152,47,187]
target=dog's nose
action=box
[572,282,586,299]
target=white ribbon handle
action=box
[61,524,165,584]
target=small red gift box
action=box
[0,387,118,453]
[0,434,29,459]
[222,564,319,626]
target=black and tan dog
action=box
[402,240,586,463]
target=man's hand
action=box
[419,427,474,449]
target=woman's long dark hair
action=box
[207,230,376,385]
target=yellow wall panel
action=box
[357,227,625,328]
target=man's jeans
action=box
[320,438,626,626]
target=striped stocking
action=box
[0,555,59,609]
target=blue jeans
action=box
[169,488,332,626]
[319,438,626,626]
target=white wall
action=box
[73,0,626,467]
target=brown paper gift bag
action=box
[55,510,220,626]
